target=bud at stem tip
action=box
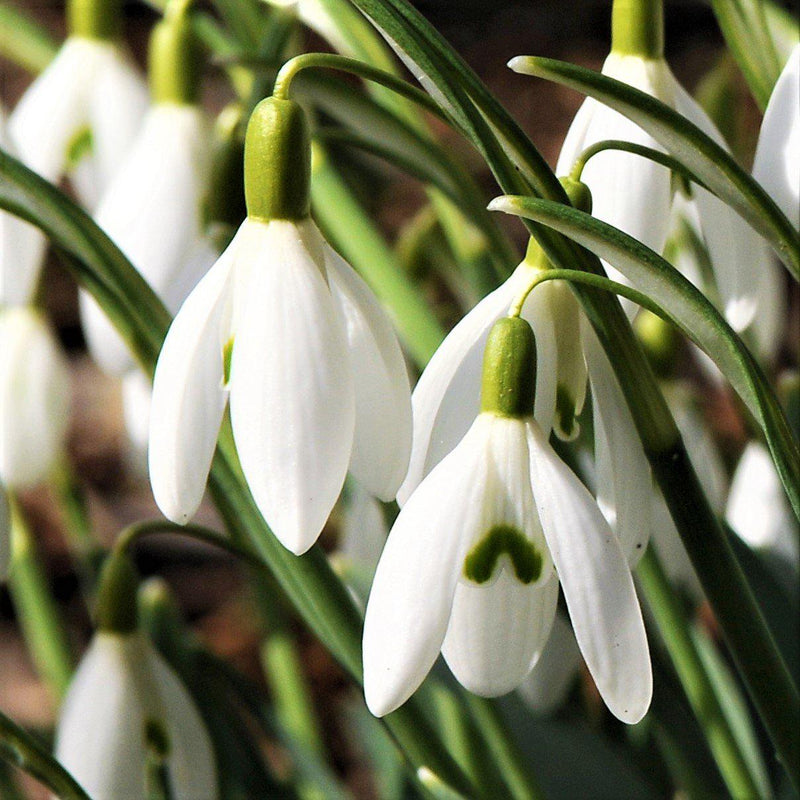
[480,317,537,418]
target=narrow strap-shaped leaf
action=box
[491,195,800,520]
[511,56,800,278]
[0,3,58,73]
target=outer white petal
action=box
[326,245,412,500]
[8,37,99,182]
[726,442,799,568]
[527,421,652,723]
[55,633,217,800]
[583,324,651,565]
[518,613,582,715]
[441,415,555,695]
[85,43,149,199]
[82,105,212,375]
[148,233,238,524]
[398,264,554,504]
[228,220,354,555]
[0,308,70,488]
[340,480,388,576]
[122,370,152,475]
[363,415,495,716]
[753,45,800,231]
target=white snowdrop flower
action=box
[517,613,582,715]
[149,97,412,554]
[55,554,218,800]
[753,45,800,231]
[363,317,651,723]
[0,307,70,489]
[726,442,799,571]
[80,10,215,376]
[511,14,778,336]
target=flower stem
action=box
[0,710,91,800]
[7,497,74,702]
[637,547,767,799]
[611,0,664,59]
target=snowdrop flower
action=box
[363,316,651,722]
[753,45,800,231]
[407,182,652,566]
[149,96,412,554]
[80,8,214,376]
[726,442,799,574]
[511,2,778,337]
[55,554,218,800]
[0,307,70,488]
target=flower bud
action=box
[480,316,537,419]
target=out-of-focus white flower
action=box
[363,318,651,723]
[55,631,218,800]
[265,0,350,55]
[753,45,800,231]
[149,98,411,555]
[0,307,70,488]
[726,442,799,572]
[80,103,215,375]
[517,614,582,715]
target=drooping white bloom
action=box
[753,45,800,231]
[149,217,412,554]
[0,307,70,488]
[513,50,780,339]
[9,36,148,204]
[80,104,215,375]
[363,411,651,722]
[726,442,799,572]
[55,631,218,800]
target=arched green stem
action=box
[570,139,711,193]
[272,52,449,124]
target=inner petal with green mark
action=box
[555,384,580,440]
[222,336,235,386]
[463,523,543,585]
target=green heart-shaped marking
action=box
[464,524,543,585]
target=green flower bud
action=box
[148,12,202,105]
[480,316,537,419]
[68,0,122,40]
[244,97,311,222]
[611,0,664,59]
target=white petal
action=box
[0,308,70,488]
[326,245,412,500]
[753,45,800,231]
[363,415,495,716]
[122,370,152,473]
[8,37,99,182]
[518,613,582,715]
[583,324,651,565]
[148,234,238,524]
[85,43,149,200]
[228,220,354,555]
[527,421,652,723]
[339,480,388,576]
[443,573,558,697]
[82,106,212,375]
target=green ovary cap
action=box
[96,551,139,634]
[611,0,664,59]
[560,176,593,214]
[480,316,537,419]
[68,0,122,39]
[148,13,202,105]
[244,97,311,222]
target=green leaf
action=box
[0,3,59,74]
[490,195,800,520]
[509,56,800,279]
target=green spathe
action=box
[244,97,311,222]
[464,523,543,585]
[68,0,122,40]
[480,317,537,419]
[148,12,201,105]
[96,552,139,634]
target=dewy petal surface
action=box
[228,220,355,555]
[82,105,212,375]
[326,245,412,500]
[148,232,239,524]
[363,415,495,717]
[527,421,651,723]
[583,324,651,565]
[753,45,800,231]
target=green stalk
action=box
[0,710,91,800]
[7,498,74,701]
[637,548,766,799]
[611,0,664,58]
[310,143,445,366]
